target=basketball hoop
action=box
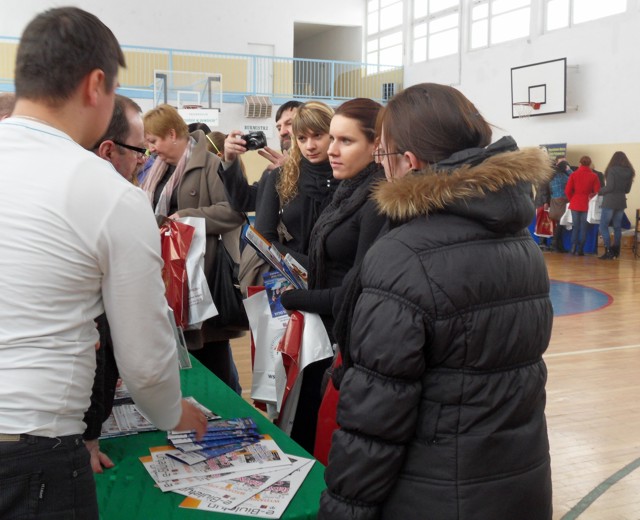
[513,101,541,119]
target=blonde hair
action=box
[278,101,334,206]
[143,104,189,139]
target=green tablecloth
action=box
[95,357,325,519]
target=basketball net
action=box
[513,101,541,119]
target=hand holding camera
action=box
[223,130,268,163]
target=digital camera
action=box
[241,131,268,151]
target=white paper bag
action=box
[243,289,290,404]
[178,217,218,329]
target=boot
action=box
[611,245,620,259]
[599,247,614,260]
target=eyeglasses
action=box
[372,148,403,164]
[113,140,148,159]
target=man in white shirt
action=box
[0,8,206,519]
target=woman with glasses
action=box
[319,84,553,520]
[141,104,245,393]
[278,98,387,456]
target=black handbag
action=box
[208,237,249,331]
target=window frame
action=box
[411,1,461,63]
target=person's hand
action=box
[223,131,247,163]
[174,399,208,440]
[84,439,115,474]
[258,146,288,171]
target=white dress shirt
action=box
[0,118,182,436]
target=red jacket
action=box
[565,165,600,211]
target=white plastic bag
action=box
[559,203,573,230]
[178,217,218,329]
[587,195,602,224]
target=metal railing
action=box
[0,38,403,105]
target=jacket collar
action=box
[373,136,553,227]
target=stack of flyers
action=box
[99,396,219,439]
[140,441,314,519]
[140,436,292,484]
[168,417,260,464]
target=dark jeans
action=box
[599,207,625,248]
[190,340,242,395]
[570,210,589,251]
[0,434,98,520]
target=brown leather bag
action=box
[549,197,568,221]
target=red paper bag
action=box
[160,220,195,329]
[314,351,342,466]
[534,206,555,238]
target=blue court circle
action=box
[550,280,612,316]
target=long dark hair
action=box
[605,151,635,180]
[376,83,492,164]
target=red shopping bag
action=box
[160,220,195,329]
[534,206,555,238]
[314,351,342,466]
[274,311,305,424]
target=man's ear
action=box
[84,69,107,108]
[96,140,114,161]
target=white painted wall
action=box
[404,6,640,149]
[0,0,365,57]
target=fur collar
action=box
[373,142,553,223]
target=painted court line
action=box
[545,343,640,358]
[560,456,640,520]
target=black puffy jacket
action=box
[319,137,554,520]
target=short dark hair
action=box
[377,83,492,165]
[275,100,302,122]
[579,156,592,167]
[188,122,211,134]
[15,7,125,106]
[93,95,142,149]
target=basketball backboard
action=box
[510,58,566,118]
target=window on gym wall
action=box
[367,0,404,70]
[412,0,460,63]
[470,0,531,49]
[545,0,627,31]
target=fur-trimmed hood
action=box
[373,136,553,233]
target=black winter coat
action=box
[319,137,554,520]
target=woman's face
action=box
[145,129,181,165]
[296,129,330,163]
[328,115,375,180]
